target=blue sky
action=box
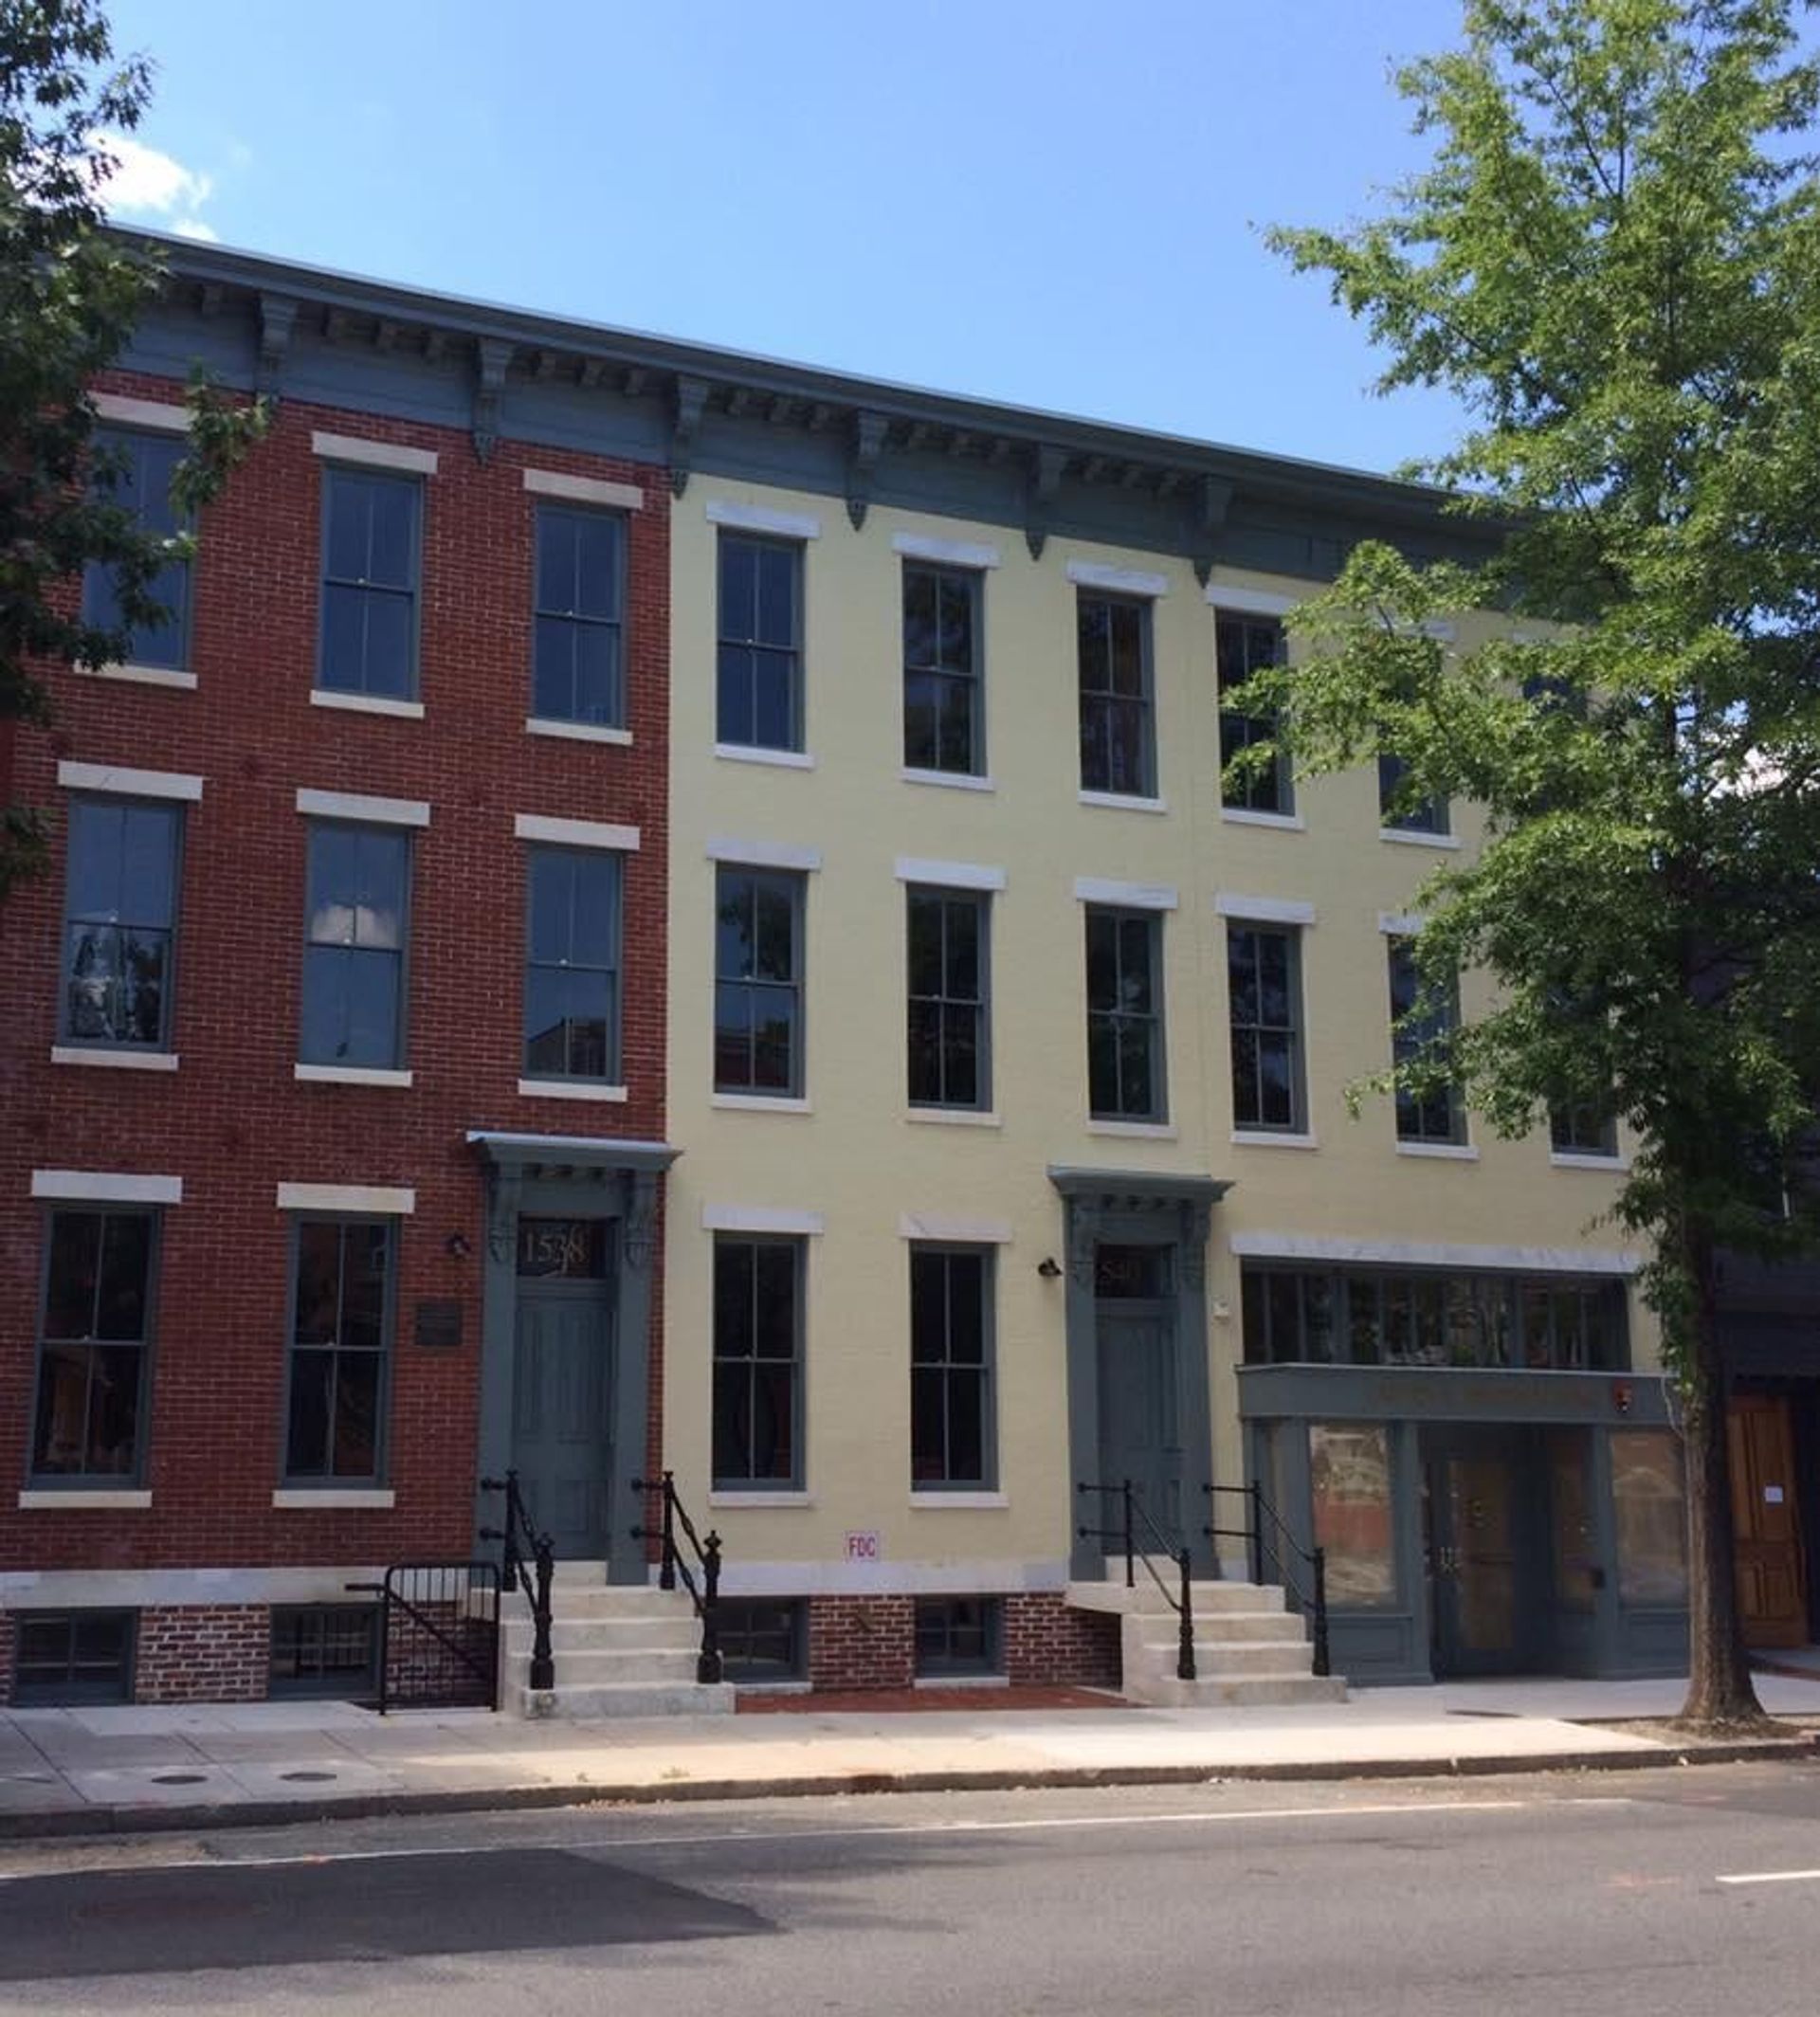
[101,0,1475,477]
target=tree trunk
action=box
[1676,1217,1765,1728]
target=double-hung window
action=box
[1378,754,1449,837]
[523,846,622,1083]
[1085,905,1166,1121]
[81,427,191,671]
[61,798,182,1050]
[902,563,983,775]
[909,1245,992,1490]
[712,1235,803,1488]
[906,886,989,1111]
[717,534,802,751]
[1227,923,1305,1132]
[31,1209,155,1482]
[319,467,421,700]
[284,1218,393,1481]
[300,823,410,1070]
[1388,938,1465,1144]
[714,865,804,1096]
[534,504,625,728]
[1217,614,1291,814]
[1077,591,1155,797]
[1551,1100,1618,1158]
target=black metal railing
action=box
[480,1469,555,1692]
[632,1470,723,1683]
[346,1561,501,1714]
[1207,1480,1330,1678]
[1076,1479,1195,1681]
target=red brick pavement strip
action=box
[737,1685,1133,1715]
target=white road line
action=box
[1717,1868,1820,1887]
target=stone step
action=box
[508,1647,704,1684]
[1067,1578,1288,1617]
[1127,1610,1309,1647]
[1130,1672,1348,1709]
[519,1680,737,1719]
[1127,1639,1318,1680]
[548,1558,611,1589]
[533,1588,700,1622]
[504,1615,701,1655]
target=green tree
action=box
[1250,0,1820,1726]
[0,0,259,894]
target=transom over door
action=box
[512,1287,614,1560]
[1730,1393,1808,1649]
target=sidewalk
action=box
[2,1674,1815,1841]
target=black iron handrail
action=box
[1207,1480,1330,1678]
[479,1469,555,1692]
[632,1470,723,1683]
[1076,1479,1195,1681]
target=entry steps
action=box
[1066,1572,1347,1707]
[503,1560,735,1718]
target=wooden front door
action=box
[1729,1393,1809,1649]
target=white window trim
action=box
[93,392,188,433]
[518,1079,629,1103]
[892,532,1001,570]
[18,1489,153,1511]
[1215,893,1316,926]
[79,662,199,692]
[1380,827,1463,852]
[275,1182,416,1215]
[1204,580,1300,617]
[294,1063,413,1089]
[1220,807,1305,833]
[1066,558,1169,598]
[893,857,1006,892]
[1074,876,1177,912]
[1551,1150,1632,1173]
[527,718,632,747]
[708,1491,815,1509]
[1079,789,1168,815]
[1231,1130,1319,1151]
[898,1211,1013,1245]
[1230,1229,1641,1277]
[705,500,822,540]
[1396,1141,1480,1162]
[271,1488,396,1510]
[706,835,823,872]
[901,767,994,794]
[309,690,426,722]
[522,467,645,512]
[296,787,430,828]
[1378,911,1425,936]
[714,743,816,771]
[701,1203,825,1236]
[50,1046,178,1073]
[1088,1119,1179,1141]
[907,1108,1002,1130]
[58,760,202,803]
[311,430,438,477]
[514,812,640,852]
[31,1170,181,1205]
[908,1491,1010,1511]
[710,1092,812,1115]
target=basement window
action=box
[715,1598,805,1682]
[268,1605,379,1700]
[12,1610,135,1706]
[913,1595,1002,1679]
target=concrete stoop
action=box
[1066,1575,1348,1707]
[504,1564,736,1718]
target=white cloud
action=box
[93,132,214,225]
[170,217,220,244]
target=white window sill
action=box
[915,1673,1010,1690]
[81,662,197,691]
[1378,827,1460,850]
[714,742,814,770]
[526,717,631,746]
[1079,790,1168,815]
[311,689,425,720]
[909,1491,1008,1510]
[707,1490,813,1508]
[271,1488,396,1510]
[295,1064,413,1089]
[901,766,994,793]
[51,1046,178,1073]
[1089,1119,1177,1139]
[1231,1130,1318,1151]
[1395,1140,1479,1161]
[17,1489,151,1510]
[1220,807,1305,832]
[907,1108,1002,1129]
[518,1078,628,1102]
[711,1093,811,1115]
[1551,1151,1630,1172]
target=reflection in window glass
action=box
[1548,1429,1597,1612]
[1309,1424,1395,1608]
[1611,1430,1687,1606]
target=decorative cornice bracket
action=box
[846,410,888,530]
[255,292,299,404]
[1025,444,1067,561]
[1191,475,1235,588]
[670,374,709,497]
[472,336,513,464]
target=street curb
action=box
[3,1731,1813,1842]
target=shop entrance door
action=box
[1729,1392,1809,1649]
[1424,1432,1545,1677]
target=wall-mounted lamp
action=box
[1037,1256,1063,1280]
[445,1231,473,1260]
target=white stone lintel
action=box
[93,392,190,433]
[892,531,1001,570]
[31,1170,181,1205]
[515,812,640,852]
[297,787,429,827]
[706,500,821,540]
[898,1212,1013,1245]
[706,836,822,873]
[312,430,438,476]
[894,857,1005,892]
[275,1182,416,1216]
[1215,893,1316,926]
[58,760,202,803]
[522,467,645,511]
[1074,876,1177,911]
[1066,558,1169,598]
[701,1203,824,1236]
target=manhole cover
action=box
[279,1770,337,1783]
[150,1771,209,1785]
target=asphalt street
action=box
[3,1763,1820,2014]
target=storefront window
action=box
[1611,1430,1688,1607]
[1547,1428,1597,1611]
[1309,1424,1396,1608]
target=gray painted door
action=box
[1095,1301,1180,1552]
[512,1285,615,1560]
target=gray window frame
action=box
[58,795,184,1052]
[1227,921,1306,1134]
[11,1609,136,1706]
[717,531,804,752]
[1077,590,1156,798]
[711,1233,805,1491]
[714,1597,807,1681]
[1085,904,1167,1122]
[299,820,411,1071]
[29,1207,158,1487]
[905,884,991,1112]
[522,845,623,1085]
[81,427,192,671]
[1216,611,1292,814]
[1550,1100,1619,1158]
[913,1595,1004,1678]
[1377,753,1450,836]
[317,464,423,700]
[268,1603,380,1701]
[901,560,985,776]
[281,1215,396,1486]
[532,500,627,728]
[909,1243,995,1492]
[714,863,806,1098]
[1387,938,1465,1145]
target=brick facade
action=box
[807,1596,916,1691]
[1003,1595,1122,1690]
[799,1592,1121,1692]
[135,1605,271,1703]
